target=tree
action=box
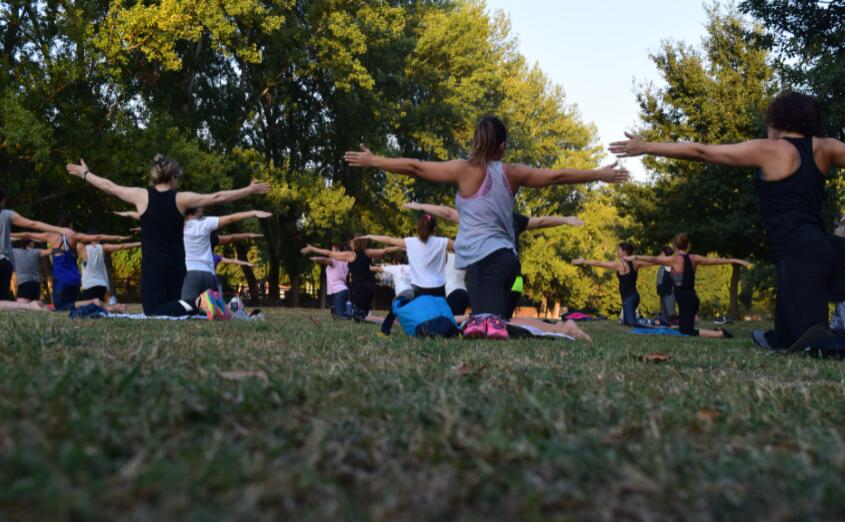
[617,5,775,318]
[741,0,845,139]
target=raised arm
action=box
[572,258,622,271]
[10,213,74,237]
[114,210,140,221]
[691,255,752,269]
[309,256,334,266]
[72,233,131,243]
[527,216,584,230]
[507,162,629,189]
[217,233,263,245]
[609,132,789,172]
[366,246,404,259]
[362,234,406,249]
[217,257,255,268]
[624,254,675,267]
[402,202,459,223]
[345,146,466,184]
[66,159,147,208]
[823,137,845,169]
[102,242,142,254]
[11,231,52,242]
[217,210,272,228]
[175,181,271,214]
[301,245,356,262]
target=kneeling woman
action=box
[573,242,647,326]
[626,234,750,338]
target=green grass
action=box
[2,309,845,521]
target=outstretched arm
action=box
[301,245,356,263]
[366,246,404,259]
[692,255,752,269]
[609,132,786,170]
[403,202,459,223]
[345,146,466,184]
[824,137,845,169]
[10,213,74,237]
[217,210,272,228]
[527,216,584,230]
[507,162,629,189]
[362,234,406,249]
[309,256,334,266]
[114,210,140,221]
[624,255,674,267]
[66,160,147,208]
[217,233,263,245]
[218,257,255,268]
[11,231,52,242]
[73,233,131,243]
[175,181,271,214]
[370,265,385,273]
[102,242,141,254]
[572,258,621,271]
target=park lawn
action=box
[1,309,845,521]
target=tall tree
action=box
[617,6,775,318]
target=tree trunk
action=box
[552,301,561,320]
[319,265,327,309]
[233,242,260,305]
[728,264,741,319]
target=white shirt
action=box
[381,265,413,295]
[82,244,109,290]
[444,252,466,295]
[405,236,448,289]
[183,217,220,273]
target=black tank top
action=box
[755,136,827,261]
[617,260,638,298]
[140,188,185,271]
[348,250,373,286]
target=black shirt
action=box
[140,188,185,272]
[348,250,373,286]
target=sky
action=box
[484,0,711,179]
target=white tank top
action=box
[444,252,466,295]
[82,244,110,290]
[454,161,516,269]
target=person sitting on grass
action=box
[66,155,270,318]
[573,242,649,327]
[0,187,75,303]
[345,116,625,340]
[623,233,751,338]
[9,236,51,309]
[301,238,403,322]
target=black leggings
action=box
[466,248,520,317]
[774,239,835,348]
[350,282,374,320]
[675,288,700,337]
[0,258,13,301]
[141,263,189,316]
[447,289,469,316]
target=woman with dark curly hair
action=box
[611,91,845,350]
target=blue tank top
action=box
[52,235,81,286]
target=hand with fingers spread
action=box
[596,161,630,183]
[344,145,376,168]
[609,132,649,158]
[252,210,273,219]
[66,158,90,178]
[564,217,585,227]
[249,181,271,195]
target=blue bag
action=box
[393,295,459,338]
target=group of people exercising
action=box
[1,91,844,349]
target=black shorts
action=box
[80,286,108,302]
[16,281,41,301]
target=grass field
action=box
[2,309,845,521]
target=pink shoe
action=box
[463,316,487,338]
[485,315,509,340]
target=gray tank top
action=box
[82,244,109,290]
[454,161,517,269]
[0,209,13,264]
[13,248,41,284]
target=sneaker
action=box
[463,316,487,338]
[198,290,226,320]
[485,315,509,340]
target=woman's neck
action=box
[153,183,172,192]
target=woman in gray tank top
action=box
[11,237,50,303]
[346,116,629,340]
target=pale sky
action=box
[485,0,711,179]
